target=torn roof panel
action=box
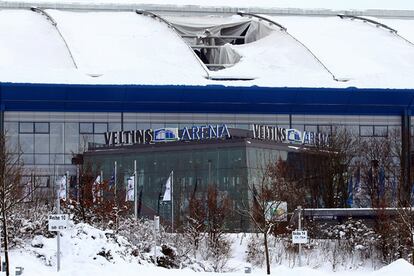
[1,9,414,89]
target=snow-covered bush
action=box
[246,233,265,267]
[4,203,53,249]
[322,219,378,264]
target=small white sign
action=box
[292,230,308,244]
[48,214,69,232]
[154,216,160,231]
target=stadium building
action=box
[1,3,414,227]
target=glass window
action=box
[37,176,50,188]
[4,122,18,135]
[50,154,65,165]
[123,123,136,131]
[21,154,34,165]
[19,122,33,133]
[50,123,64,153]
[35,134,49,154]
[65,123,79,153]
[19,134,34,153]
[360,125,374,137]
[79,123,93,134]
[35,154,49,165]
[151,123,164,129]
[79,134,93,152]
[136,123,150,130]
[235,124,249,130]
[4,122,19,151]
[305,125,317,132]
[374,126,388,137]
[94,123,108,134]
[108,123,121,132]
[318,125,332,134]
[94,134,105,145]
[64,154,74,165]
[35,122,49,134]
[291,124,304,131]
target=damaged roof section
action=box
[0,8,414,88]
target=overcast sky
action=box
[5,0,414,10]
[273,0,414,10]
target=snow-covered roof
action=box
[1,6,414,88]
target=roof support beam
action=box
[135,9,211,80]
[338,14,414,46]
[30,7,78,69]
[238,11,348,83]
[237,11,287,31]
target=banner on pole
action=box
[125,176,135,202]
[162,172,172,201]
[57,175,67,200]
[92,175,101,203]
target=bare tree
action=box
[0,134,39,276]
[396,206,414,264]
[314,127,358,208]
[185,192,206,258]
[358,135,397,208]
[205,185,231,272]
[241,159,296,275]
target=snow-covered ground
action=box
[2,222,414,276]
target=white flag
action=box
[162,173,172,201]
[92,175,101,203]
[57,175,67,200]
[125,176,135,202]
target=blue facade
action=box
[1,82,414,115]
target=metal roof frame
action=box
[30,7,78,69]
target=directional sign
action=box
[292,230,308,244]
[48,214,69,232]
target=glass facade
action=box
[2,111,405,202]
[84,139,311,231]
[85,142,249,231]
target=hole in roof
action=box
[170,19,274,71]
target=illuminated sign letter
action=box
[182,127,191,140]
[220,124,231,138]
[209,125,218,138]
[104,132,113,145]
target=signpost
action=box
[48,215,69,232]
[153,216,160,259]
[292,230,308,244]
[51,172,70,272]
[293,206,308,267]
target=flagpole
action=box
[66,171,69,201]
[171,170,174,233]
[114,161,118,231]
[114,161,117,198]
[56,174,61,272]
[134,160,138,219]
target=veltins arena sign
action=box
[252,124,330,146]
[104,124,231,146]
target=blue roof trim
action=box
[1,83,414,116]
